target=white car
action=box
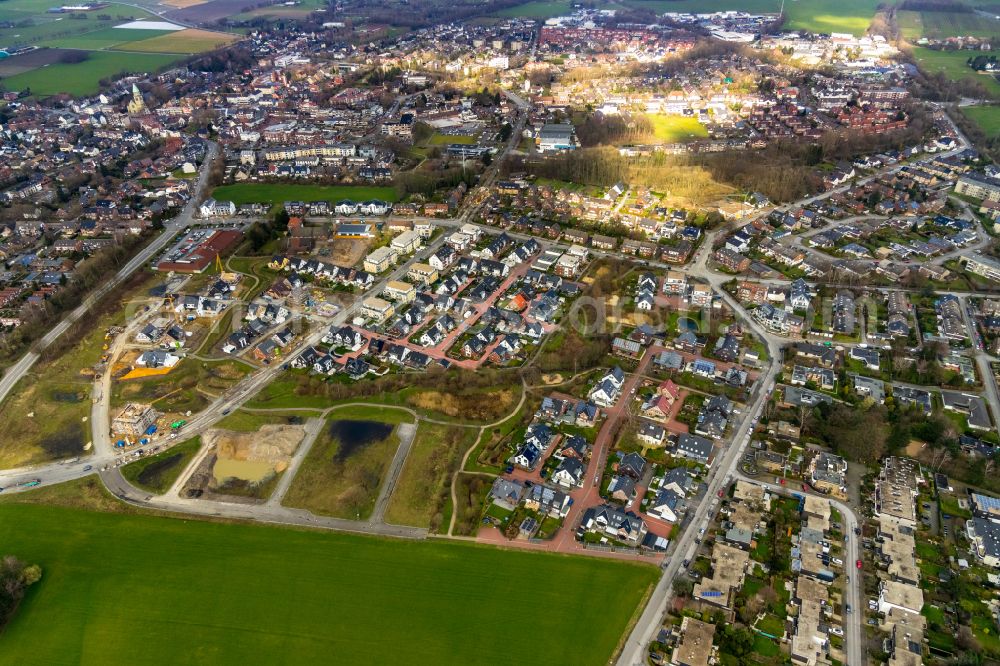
[829,626,844,637]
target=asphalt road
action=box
[0,141,220,408]
[740,476,864,666]
[616,355,780,666]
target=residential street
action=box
[0,141,221,407]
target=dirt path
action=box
[267,417,324,507]
[369,421,417,524]
[447,378,528,536]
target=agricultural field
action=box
[492,0,574,19]
[1,50,182,96]
[645,114,709,143]
[0,504,657,665]
[233,0,327,19]
[0,4,158,50]
[210,183,400,205]
[898,10,1000,40]
[283,410,413,519]
[36,26,170,50]
[624,0,878,35]
[963,104,1000,136]
[384,422,478,530]
[120,437,202,494]
[116,27,239,54]
[911,47,1000,99]
[0,0,238,96]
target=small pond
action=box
[329,420,394,461]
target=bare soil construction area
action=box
[183,425,304,502]
[328,238,369,268]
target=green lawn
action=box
[0,504,657,665]
[963,105,1000,137]
[211,183,399,205]
[911,47,1000,100]
[120,437,201,494]
[2,51,182,96]
[753,633,781,657]
[757,613,785,637]
[646,114,708,143]
[213,410,307,432]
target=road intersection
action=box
[0,88,992,666]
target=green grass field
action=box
[0,3,157,49]
[963,105,1000,137]
[211,183,399,205]
[283,415,410,520]
[429,133,476,145]
[912,47,1000,99]
[493,0,573,18]
[37,27,170,50]
[2,51,182,96]
[623,0,878,35]
[646,114,709,143]
[384,422,478,529]
[898,10,1000,40]
[120,437,201,494]
[0,504,657,665]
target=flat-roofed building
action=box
[693,542,749,608]
[967,516,1000,568]
[962,252,1000,283]
[383,280,416,304]
[361,297,395,324]
[972,492,1000,522]
[671,616,716,666]
[391,229,423,255]
[407,263,438,286]
[363,246,398,273]
[878,580,924,616]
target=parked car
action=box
[829,626,844,636]
[856,559,862,569]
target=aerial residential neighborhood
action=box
[1,0,1000,664]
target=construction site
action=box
[182,424,306,503]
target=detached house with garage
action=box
[588,366,626,407]
[552,457,585,488]
[579,504,647,545]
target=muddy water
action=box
[213,457,274,484]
